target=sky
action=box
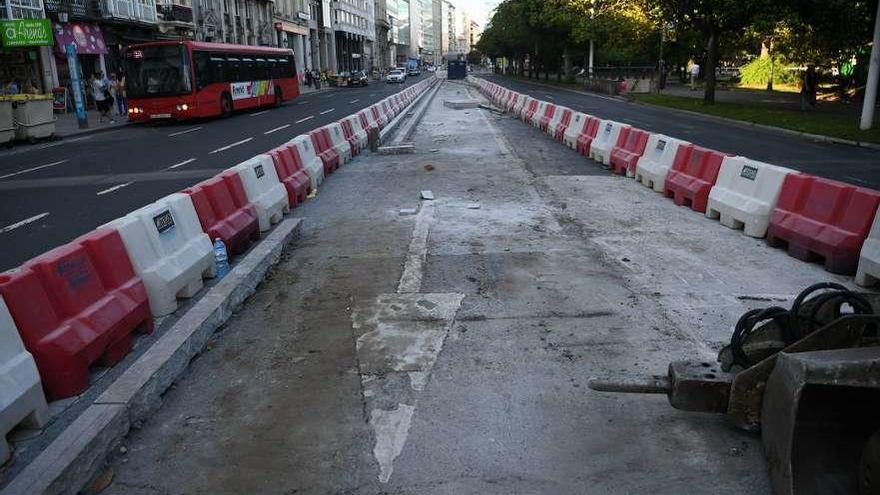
[454,0,501,27]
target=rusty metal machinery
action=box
[589,283,880,495]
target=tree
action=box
[653,0,773,104]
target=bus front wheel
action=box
[220,93,232,118]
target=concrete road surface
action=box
[94,80,859,494]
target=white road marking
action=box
[372,405,415,483]
[96,182,133,196]
[545,94,555,99]
[369,93,376,97]
[398,202,434,293]
[0,212,49,233]
[250,110,270,116]
[295,115,314,124]
[0,159,69,180]
[319,108,335,115]
[350,99,360,103]
[297,101,308,105]
[209,137,253,154]
[264,124,291,135]
[320,94,333,99]
[167,126,202,137]
[167,158,196,169]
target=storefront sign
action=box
[297,11,309,21]
[1,19,52,47]
[52,87,67,111]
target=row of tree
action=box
[475,0,878,104]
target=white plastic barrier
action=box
[231,155,289,232]
[326,122,353,163]
[507,93,524,112]
[0,296,49,464]
[546,106,569,136]
[517,97,535,120]
[290,134,325,190]
[856,213,880,287]
[342,114,368,150]
[589,120,630,165]
[530,101,549,127]
[634,134,690,193]
[706,156,797,238]
[105,193,216,316]
[563,112,589,149]
[360,108,379,131]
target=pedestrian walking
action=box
[313,70,321,89]
[117,72,128,116]
[304,70,312,89]
[801,65,818,110]
[109,73,120,116]
[689,62,700,91]
[92,72,114,123]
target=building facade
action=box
[330,0,373,73]
[439,0,454,61]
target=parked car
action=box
[386,69,406,84]
[343,70,369,87]
[407,66,421,76]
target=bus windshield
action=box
[125,45,192,98]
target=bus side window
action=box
[242,57,255,81]
[255,58,268,80]
[227,56,241,82]
[193,51,210,89]
[286,56,296,78]
[209,55,225,85]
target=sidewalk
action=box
[50,83,333,139]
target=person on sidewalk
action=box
[690,62,700,91]
[304,70,312,89]
[801,65,818,110]
[117,72,128,116]
[92,72,114,123]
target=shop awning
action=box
[53,22,108,54]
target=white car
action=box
[386,70,406,84]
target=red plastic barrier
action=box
[522,100,539,122]
[609,128,650,176]
[183,171,259,255]
[538,104,557,131]
[269,145,310,207]
[339,119,360,156]
[663,145,725,212]
[767,174,880,274]
[553,109,573,141]
[0,228,153,399]
[309,128,340,175]
[576,117,602,156]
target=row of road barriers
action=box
[0,75,438,468]
[471,76,880,285]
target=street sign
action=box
[0,19,52,47]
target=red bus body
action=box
[125,41,299,122]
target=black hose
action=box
[729,283,874,368]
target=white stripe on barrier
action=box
[589,120,630,166]
[563,112,589,150]
[290,134,325,190]
[232,155,290,232]
[326,123,353,163]
[0,295,48,464]
[856,213,880,287]
[634,134,690,193]
[104,193,216,317]
[706,156,797,238]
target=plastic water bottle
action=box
[213,238,230,279]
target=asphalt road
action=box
[484,74,880,190]
[0,77,423,271]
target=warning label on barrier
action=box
[604,123,613,133]
[656,139,666,151]
[254,164,265,178]
[153,210,176,234]
[740,165,758,181]
[56,256,91,289]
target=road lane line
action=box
[319,108,335,115]
[369,93,376,97]
[168,126,202,137]
[297,101,308,105]
[0,212,49,234]
[264,124,291,135]
[350,99,360,103]
[0,159,69,180]
[250,110,270,116]
[167,158,197,169]
[295,115,314,124]
[96,182,134,196]
[209,137,253,154]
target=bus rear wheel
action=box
[220,94,232,118]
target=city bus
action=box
[124,41,299,122]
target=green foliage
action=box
[739,57,800,86]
